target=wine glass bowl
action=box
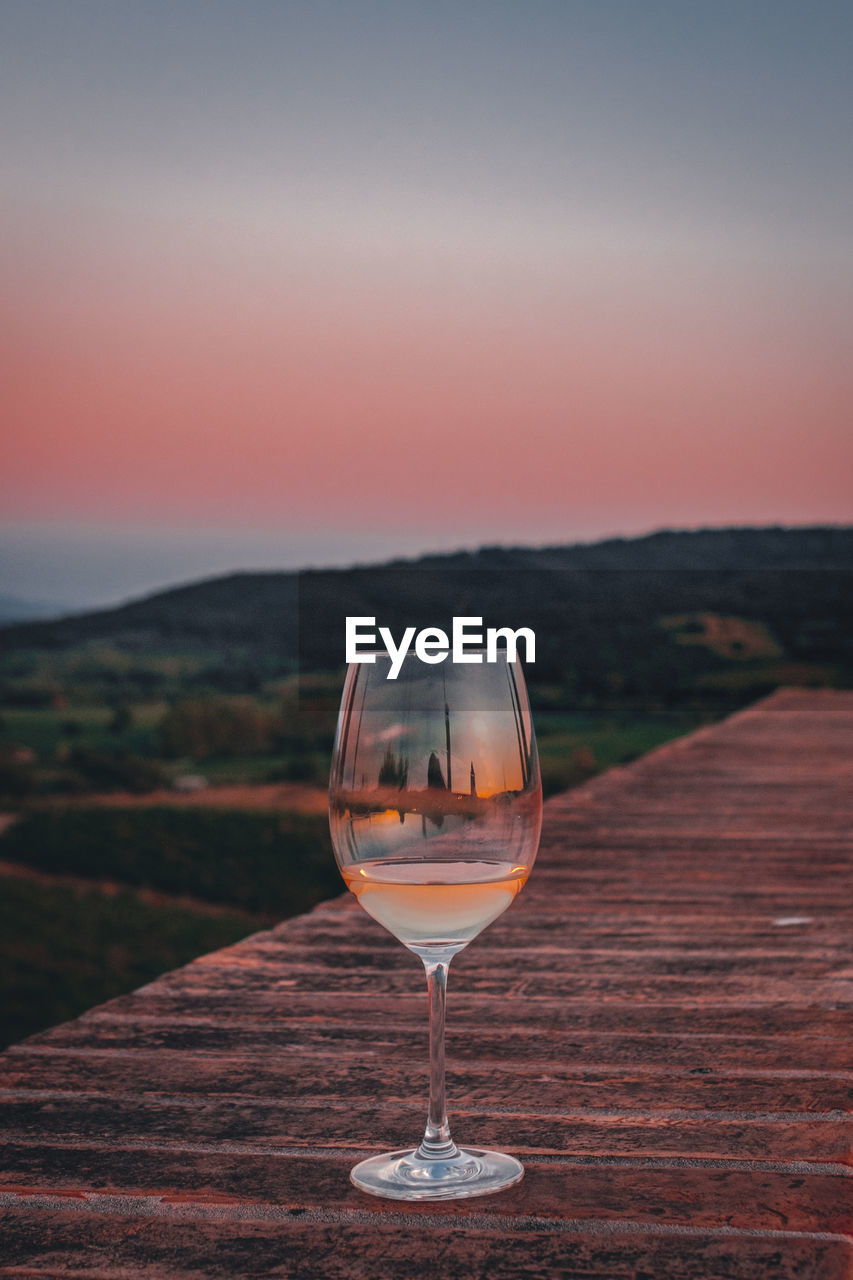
[329,649,542,1199]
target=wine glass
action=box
[328,648,542,1200]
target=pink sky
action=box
[2,3,851,604]
[4,211,850,537]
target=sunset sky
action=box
[2,1,851,607]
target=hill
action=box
[0,595,75,625]
[0,526,851,730]
[2,527,852,685]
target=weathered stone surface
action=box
[1,688,851,1278]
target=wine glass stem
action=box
[417,958,459,1160]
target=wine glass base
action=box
[350,1146,524,1201]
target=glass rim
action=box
[349,646,525,661]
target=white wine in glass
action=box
[329,650,542,1200]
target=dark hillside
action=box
[2,526,851,665]
[1,527,851,713]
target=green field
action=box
[2,806,339,913]
[535,711,706,795]
[1,875,259,1050]
[1,702,164,757]
[0,804,339,1049]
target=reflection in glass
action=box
[329,651,542,1199]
